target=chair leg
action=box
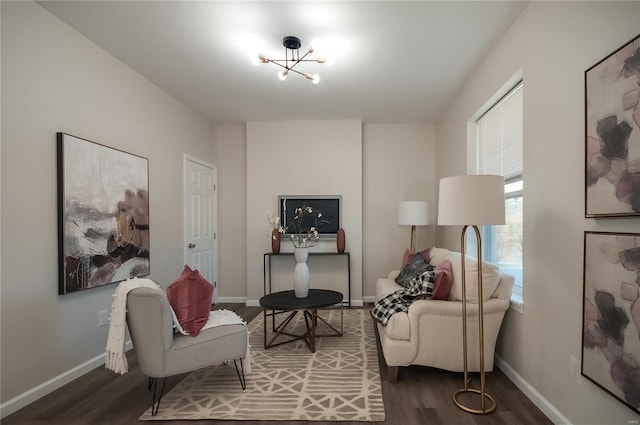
[150,377,167,416]
[147,377,155,390]
[387,365,399,383]
[233,359,247,390]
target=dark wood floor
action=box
[3,304,552,425]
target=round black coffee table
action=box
[259,289,343,352]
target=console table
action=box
[263,252,351,307]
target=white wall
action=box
[362,124,436,300]
[245,121,363,304]
[436,2,640,424]
[1,1,217,407]
[217,125,247,300]
[215,123,436,305]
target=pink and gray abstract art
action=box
[583,232,640,414]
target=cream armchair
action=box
[126,286,248,415]
[374,247,514,382]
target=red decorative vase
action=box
[271,229,281,254]
[336,228,345,254]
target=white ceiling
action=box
[38,1,527,126]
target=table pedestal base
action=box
[263,307,343,353]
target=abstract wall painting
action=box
[582,231,640,414]
[57,133,149,294]
[585,33,640,217]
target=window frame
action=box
[468,77,524,311]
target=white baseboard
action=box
[495,355,572,425]
[0,341,133,419]
[217,296,247,304]
[362,296,376,304]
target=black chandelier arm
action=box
[268,60,290,70]
[266,58,321,63]
[269,59,310,75]
[284,66,310,78]
[297,49,313,62]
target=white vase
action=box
[293,247,310,298]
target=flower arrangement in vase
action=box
[267,206,329,297]
[267,206,328,248]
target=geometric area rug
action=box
[139,308,385,421]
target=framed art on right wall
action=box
[582,231,640,414]
[585,33,640,218]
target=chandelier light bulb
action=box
[278,70,289,81]
[304,73,320,84]
[258,53,270,64]
[316,58,326,63]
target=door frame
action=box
[183,154,218,303]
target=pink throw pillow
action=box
[166,265,213,336]
[401,247,433,268]
[400,248,414,268]
[432,259,453,300]
[419,248,432,262]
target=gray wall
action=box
[436,1,640,424]
[1,1,217,405]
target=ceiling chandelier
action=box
[257,36,325,84]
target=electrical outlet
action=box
[98,310,109,327]
[570,356,581,383]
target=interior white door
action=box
[183,156,218,302]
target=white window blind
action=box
[478,83,523,178]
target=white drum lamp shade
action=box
[437,175,505,226]
[398,201,430,226]
[398,201,429,252]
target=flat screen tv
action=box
[278,195,341,237]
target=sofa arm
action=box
[407,297,510,319]
[405,297,511,372]
[375,276,401,302]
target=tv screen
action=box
[279,196,341,236]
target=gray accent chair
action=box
[126,286,248,415]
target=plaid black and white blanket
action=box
[371,267,437,326]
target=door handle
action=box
[188,243,196,248]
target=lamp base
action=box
[453,388,496,414]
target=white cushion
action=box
[169,304,189,335]
[429,247,501,302]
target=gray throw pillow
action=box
[394,253,431,288]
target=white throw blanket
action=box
[105,277,161,375]
[202,309,252,374]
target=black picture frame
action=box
[57,133,150,294]
[278,195,341,236]
[582,231,640,414]
[585,33,640,218]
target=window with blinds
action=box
[478,82,523,179]
[476,82,524,301]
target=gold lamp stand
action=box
[437,174,505,415]
[452,224,496,414]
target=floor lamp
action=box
[437,175,505,414]
[398,201,430,252]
